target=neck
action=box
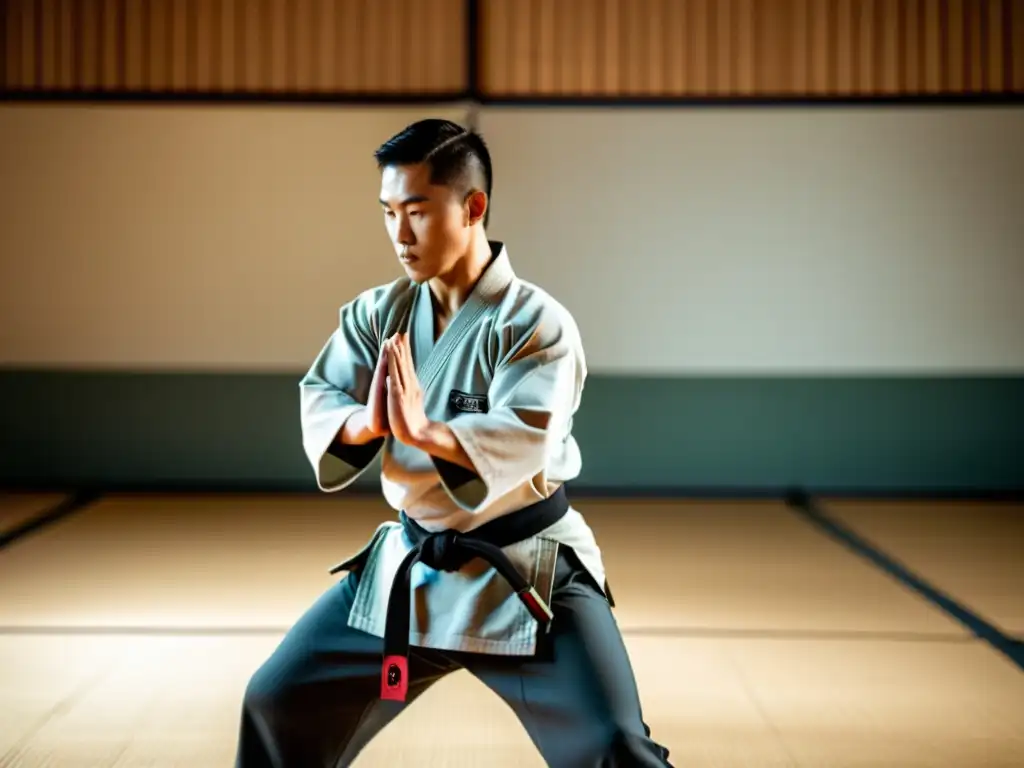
[428,230,493,317]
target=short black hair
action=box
[374,118,493,227]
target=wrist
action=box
[340,408,380,445]
[411,420,476,473]
[410,420,444,453]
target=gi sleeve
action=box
[432,309,585,512]
[299,291,385,492]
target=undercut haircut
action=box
[374,118,493,227]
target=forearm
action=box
[413,420,477,473]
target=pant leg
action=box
[461,549,674,767]
[235,569,458,768]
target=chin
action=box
[399,264,428,282]
[400,261,434,283]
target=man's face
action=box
[379,162,470,283]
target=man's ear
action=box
[464,189,488,226]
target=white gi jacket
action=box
[299,242,608,656]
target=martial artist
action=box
[235,118,673,767]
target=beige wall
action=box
[0,103,469,371]
[1,102,1022,374]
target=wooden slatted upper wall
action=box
[1,0,467,95]
[2,0,1022,99]
[482,0,1024,97]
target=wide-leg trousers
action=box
[235,548,674,767]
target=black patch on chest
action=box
[448,389,488,414]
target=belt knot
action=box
[418,530,470,572]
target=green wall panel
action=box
[1,369,1021,496]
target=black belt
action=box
[379,486,569,702]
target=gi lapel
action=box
[414,241,515,397]
[409,281,436,373]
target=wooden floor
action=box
[1,492,1022,766]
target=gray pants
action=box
[236,548,673,767]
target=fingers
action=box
[382,334,418,445]
[375,343,389,395]
[387,341,402,392]
[402,333,415,375]
[385,333,415,391]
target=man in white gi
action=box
[235,118,673,767]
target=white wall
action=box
[481,106,1024,374]
[2,103,1022,374]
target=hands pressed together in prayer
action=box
[346,333,475,472]
[379,333,427,447]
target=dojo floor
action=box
[1,492,1022,767]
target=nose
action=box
[396,214,415,247]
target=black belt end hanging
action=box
[379,546,419,703]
